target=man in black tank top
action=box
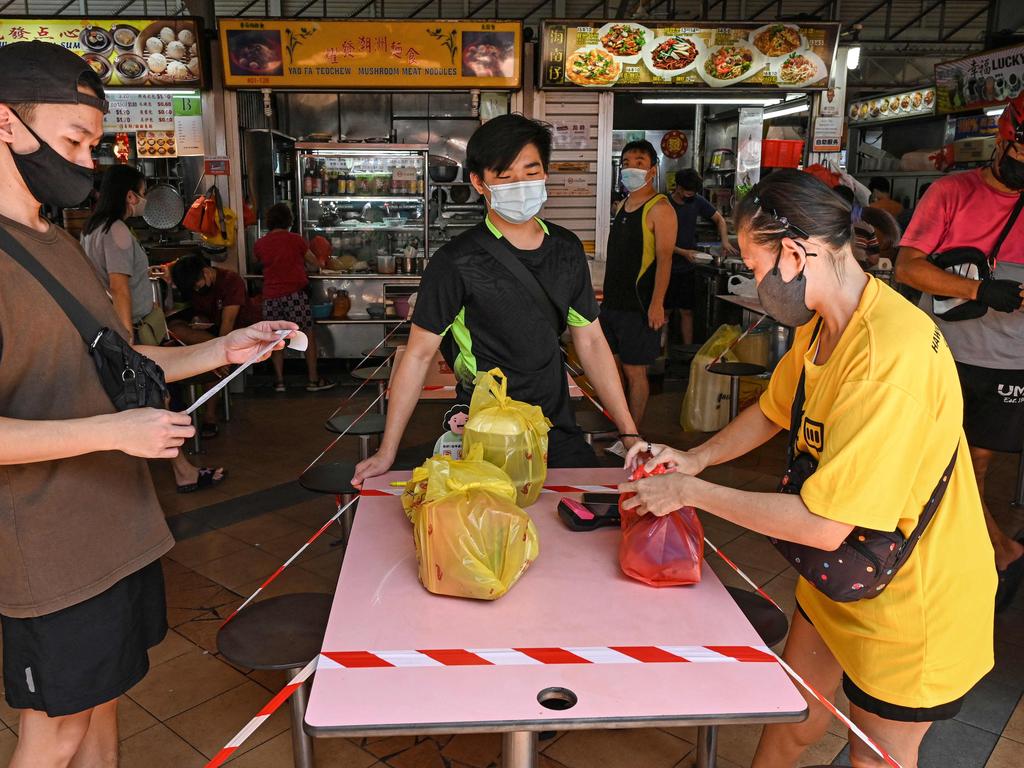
[601,140,677,439]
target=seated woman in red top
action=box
[254,203,334,392]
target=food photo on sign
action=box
[541,19,839,89]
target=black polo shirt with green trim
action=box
[412,216,599,444]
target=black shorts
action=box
[795,602,964,722]
[2,560,167,717]
[549,428,601,468]
[600,306,662,366]
[955,362,1024,453]
[665,269,696,310]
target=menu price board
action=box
[848,87,936,125]
[219,18,521,89]
[0,17,204,89]
[935,44,1024,114]
[104,93,175,132]
[540,20,839,90]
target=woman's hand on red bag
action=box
[619,474,693,517]
[625,441,704,476]
[220,321,299,365]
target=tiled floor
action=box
[1,368,1021,767]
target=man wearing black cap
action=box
[0,42,297,766]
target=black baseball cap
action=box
[0,41,108,113]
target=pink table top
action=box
[306,468,806,736]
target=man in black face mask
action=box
[0,42,300,766]
[897,94,1024,613]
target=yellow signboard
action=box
[219,18,521,89]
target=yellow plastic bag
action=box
[414,489,540,600]
[680,324,741,432]
[401,445,517,522]
[462,368,551,507]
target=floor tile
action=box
[223,730,376,768]
[127,647,247,721]
[314,735,381,767]
[174,615,229,655]
[165,681,289,758]
[919,718,1000,768]
[955,674,1021,735]
[0,728,16,764]
[118,695,159,741]
[542,728,689,768]
[365,734,419,759]
[237,567,336,602]
[148,629,197,668]
[118,723,206,768]
[165,529,251,568]
[1001,695,1024,743]
[387,736,447,768]
[672,752,743,768]
[192,546,285,591]
[299,549,346,580]
[441,732,502,767]
[716,531,789,575]
[986,737,1024,767]
[220,512,305,547]
[259,525,344,560]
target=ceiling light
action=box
[847,46,861,70]
[639,97,782,106]
[986,107,1006,117]
[764,103,809,120]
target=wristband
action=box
[618,433,642,439]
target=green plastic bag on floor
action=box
[680,324,741,432]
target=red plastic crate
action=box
[762,139,805,168]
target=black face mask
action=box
[10,111,94,209]
[681,195,696,204]
[996,150,1024,191]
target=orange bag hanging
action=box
[619,464,704,587]
[182,186,224,239]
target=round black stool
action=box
[217,593,332,768]
[299,462,358,548]
[575,410,617,446]
[326,414,387,460]
[352,366,392,415]
[706,361,768,421]
[726,586,789,646]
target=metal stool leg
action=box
[728,375,740,421]
[696,725,718,768]
[330,493,358,553]
[376,381,387,415]
[358,435,371,461]
[222,385,231,422]
[502,731,538,768]
[285,667,315,768]
[188,383,202,454]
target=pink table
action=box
[306,469,806,767]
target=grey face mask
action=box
[757,250,815,327]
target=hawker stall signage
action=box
[0,17,205,89]
[540,20,839,90]
[848,87,936,125]
[219,18,521,89]
[935,44,1024,114]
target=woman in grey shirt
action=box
[82,165,226,494]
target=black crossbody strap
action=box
[787,318,823,464]
[989,193,1024,266]
[0,226,104,346]
[472,227,562,339]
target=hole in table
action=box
[537,687,578,711]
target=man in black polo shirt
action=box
[353,115,640,484]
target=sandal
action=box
[306,378,338,392]
[274,381,287,393]
[200,423,219,439]
[176,467,228,494]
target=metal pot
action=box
[429,155,459,183]
[273,150,292,176]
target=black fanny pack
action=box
[0,226,168,411]
[769,319,958,602]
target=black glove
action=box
[976,279,1024,313]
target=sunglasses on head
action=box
[751,194,811,240]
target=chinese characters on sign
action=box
[0,18,205,89]
[935,45,1024,114]
[540,20,839,90]
[103,93,175,132]
[219,18,521,89]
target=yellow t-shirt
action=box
[759,277,995,708]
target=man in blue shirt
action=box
[667,169,736,344]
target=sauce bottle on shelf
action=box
[302,157,314,196]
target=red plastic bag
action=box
[619,464,704,587]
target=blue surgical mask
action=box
[485,179,547,224]
[621,167,650,192]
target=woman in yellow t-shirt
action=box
[621,169,995,768]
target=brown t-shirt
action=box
[0,214,174,618]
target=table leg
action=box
[286,668,315,768]
[696,725,718,768]
[501,731,538,768]
[376,381,387,415]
